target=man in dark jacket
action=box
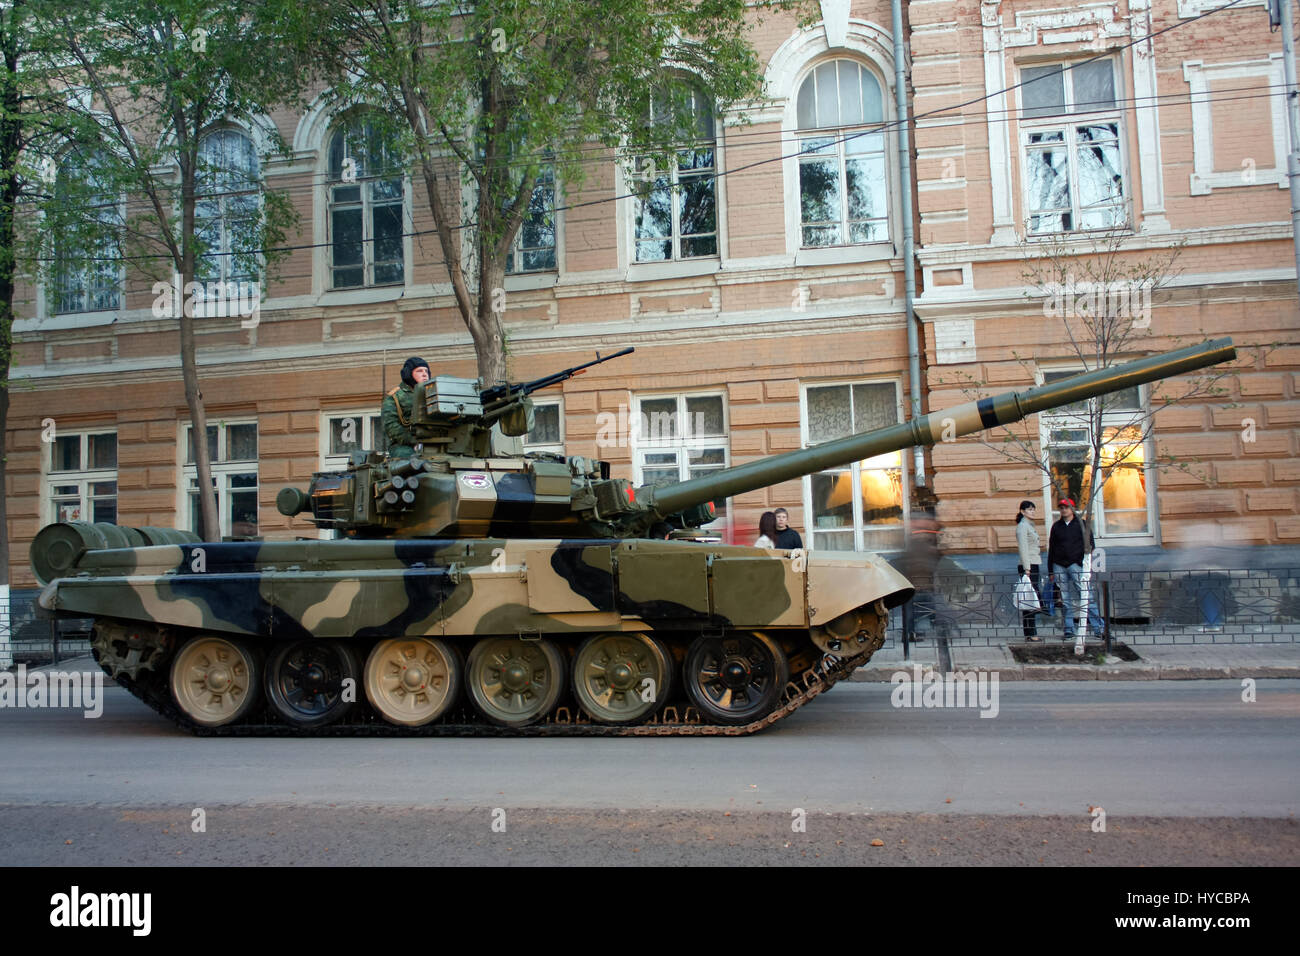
[1047,498,1103,639]
[382,356,431,457]
[773,508,803,549]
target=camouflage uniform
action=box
[382,383,418,457]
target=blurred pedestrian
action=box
[899,499,942,642]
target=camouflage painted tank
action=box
[32,339,1236,735]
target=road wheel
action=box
[265,640,358,728]
[364,638,461,726]
[170,634,261,727]
[466,637,565,728]
[683,631,788,726]
[572,633,672,724]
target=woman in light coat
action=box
[1015,499,1043,640]
[755,511,777,548]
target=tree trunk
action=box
[473,258,509,386]
[178,154,219,540]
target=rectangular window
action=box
[1041,371,1153,539]
[801,381,904,551]
[633,393,728,527]
[322,412,387,470]
[183,421,258,538]
[1020,59,1127,234]
[634,149,718,262]
[506,168,557,274]
[47,431,117,524]
[330,179,405,289]
[523,399,564,454]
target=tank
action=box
[31,338,1237,735]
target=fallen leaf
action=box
[945,798,952,804]
[870,838,884,847]
[65,840,72,845]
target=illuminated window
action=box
[1041,371,1153,537]
[801,381,904,551]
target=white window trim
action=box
[798,378,907,552]
[1036,369,1158,545]
[43,430,118,526]
[179,419,260,539]
[523,397,565,455]
[194,126,265,291]
[620,95,728,282]
[42,153,126,323]
[631,391,730,534]
[764,19,900,265]
[1183,55,1289,195]
[320,410,386,468]
[1017,57,1131,237]
[505,167,562,280]
[312,115,413,303]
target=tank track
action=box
[105,642,879,738]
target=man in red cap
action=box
[1047,498,1103,640]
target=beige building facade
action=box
[6,0,1299,598]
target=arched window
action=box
[52,150,121,314]
[795,60,888,247]
[327,116,405,289]
[196,128,260,286]
[633,81,718,262]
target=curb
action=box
[850,663,1300,682]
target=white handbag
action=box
[1014,574,1041,612]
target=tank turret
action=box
[32,337,1236,736]
[277,338,1237,540]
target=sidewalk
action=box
[851,640,1300,681]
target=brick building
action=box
[6,0,1298,612]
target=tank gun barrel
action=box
[642,337,1236,517]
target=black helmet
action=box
[400,356,430,386]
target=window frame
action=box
[180,419,260,539]
[798,379,908,552]
[49,150,124,318]
[791,58,892,253]
[325,117,409,292]
[320,410,387,470]
[44,430,118,526]
[194,126,263,293]
[1037,370,1158,544]
[505,165,559,277]
[631,391,730,533]
[523,397,565,455]
[1017,57,1130,236]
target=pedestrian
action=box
[754,511,777,548]
[1015,499,1043,641]
[899,501,942,643]
[772,508,803,549]
[382,356,431,457]
[1047,497,1104,641]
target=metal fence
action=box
[3,566,1297,669]
[885,567,1300,647]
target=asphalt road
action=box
[2,676,1297,865]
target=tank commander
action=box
[382,356,430,457]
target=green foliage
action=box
[25,0,328,285]
[315,0,815,372]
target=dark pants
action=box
[1021,564,1040,637]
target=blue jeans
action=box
[1050,563,1104,636]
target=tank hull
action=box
[40,535,910,735]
